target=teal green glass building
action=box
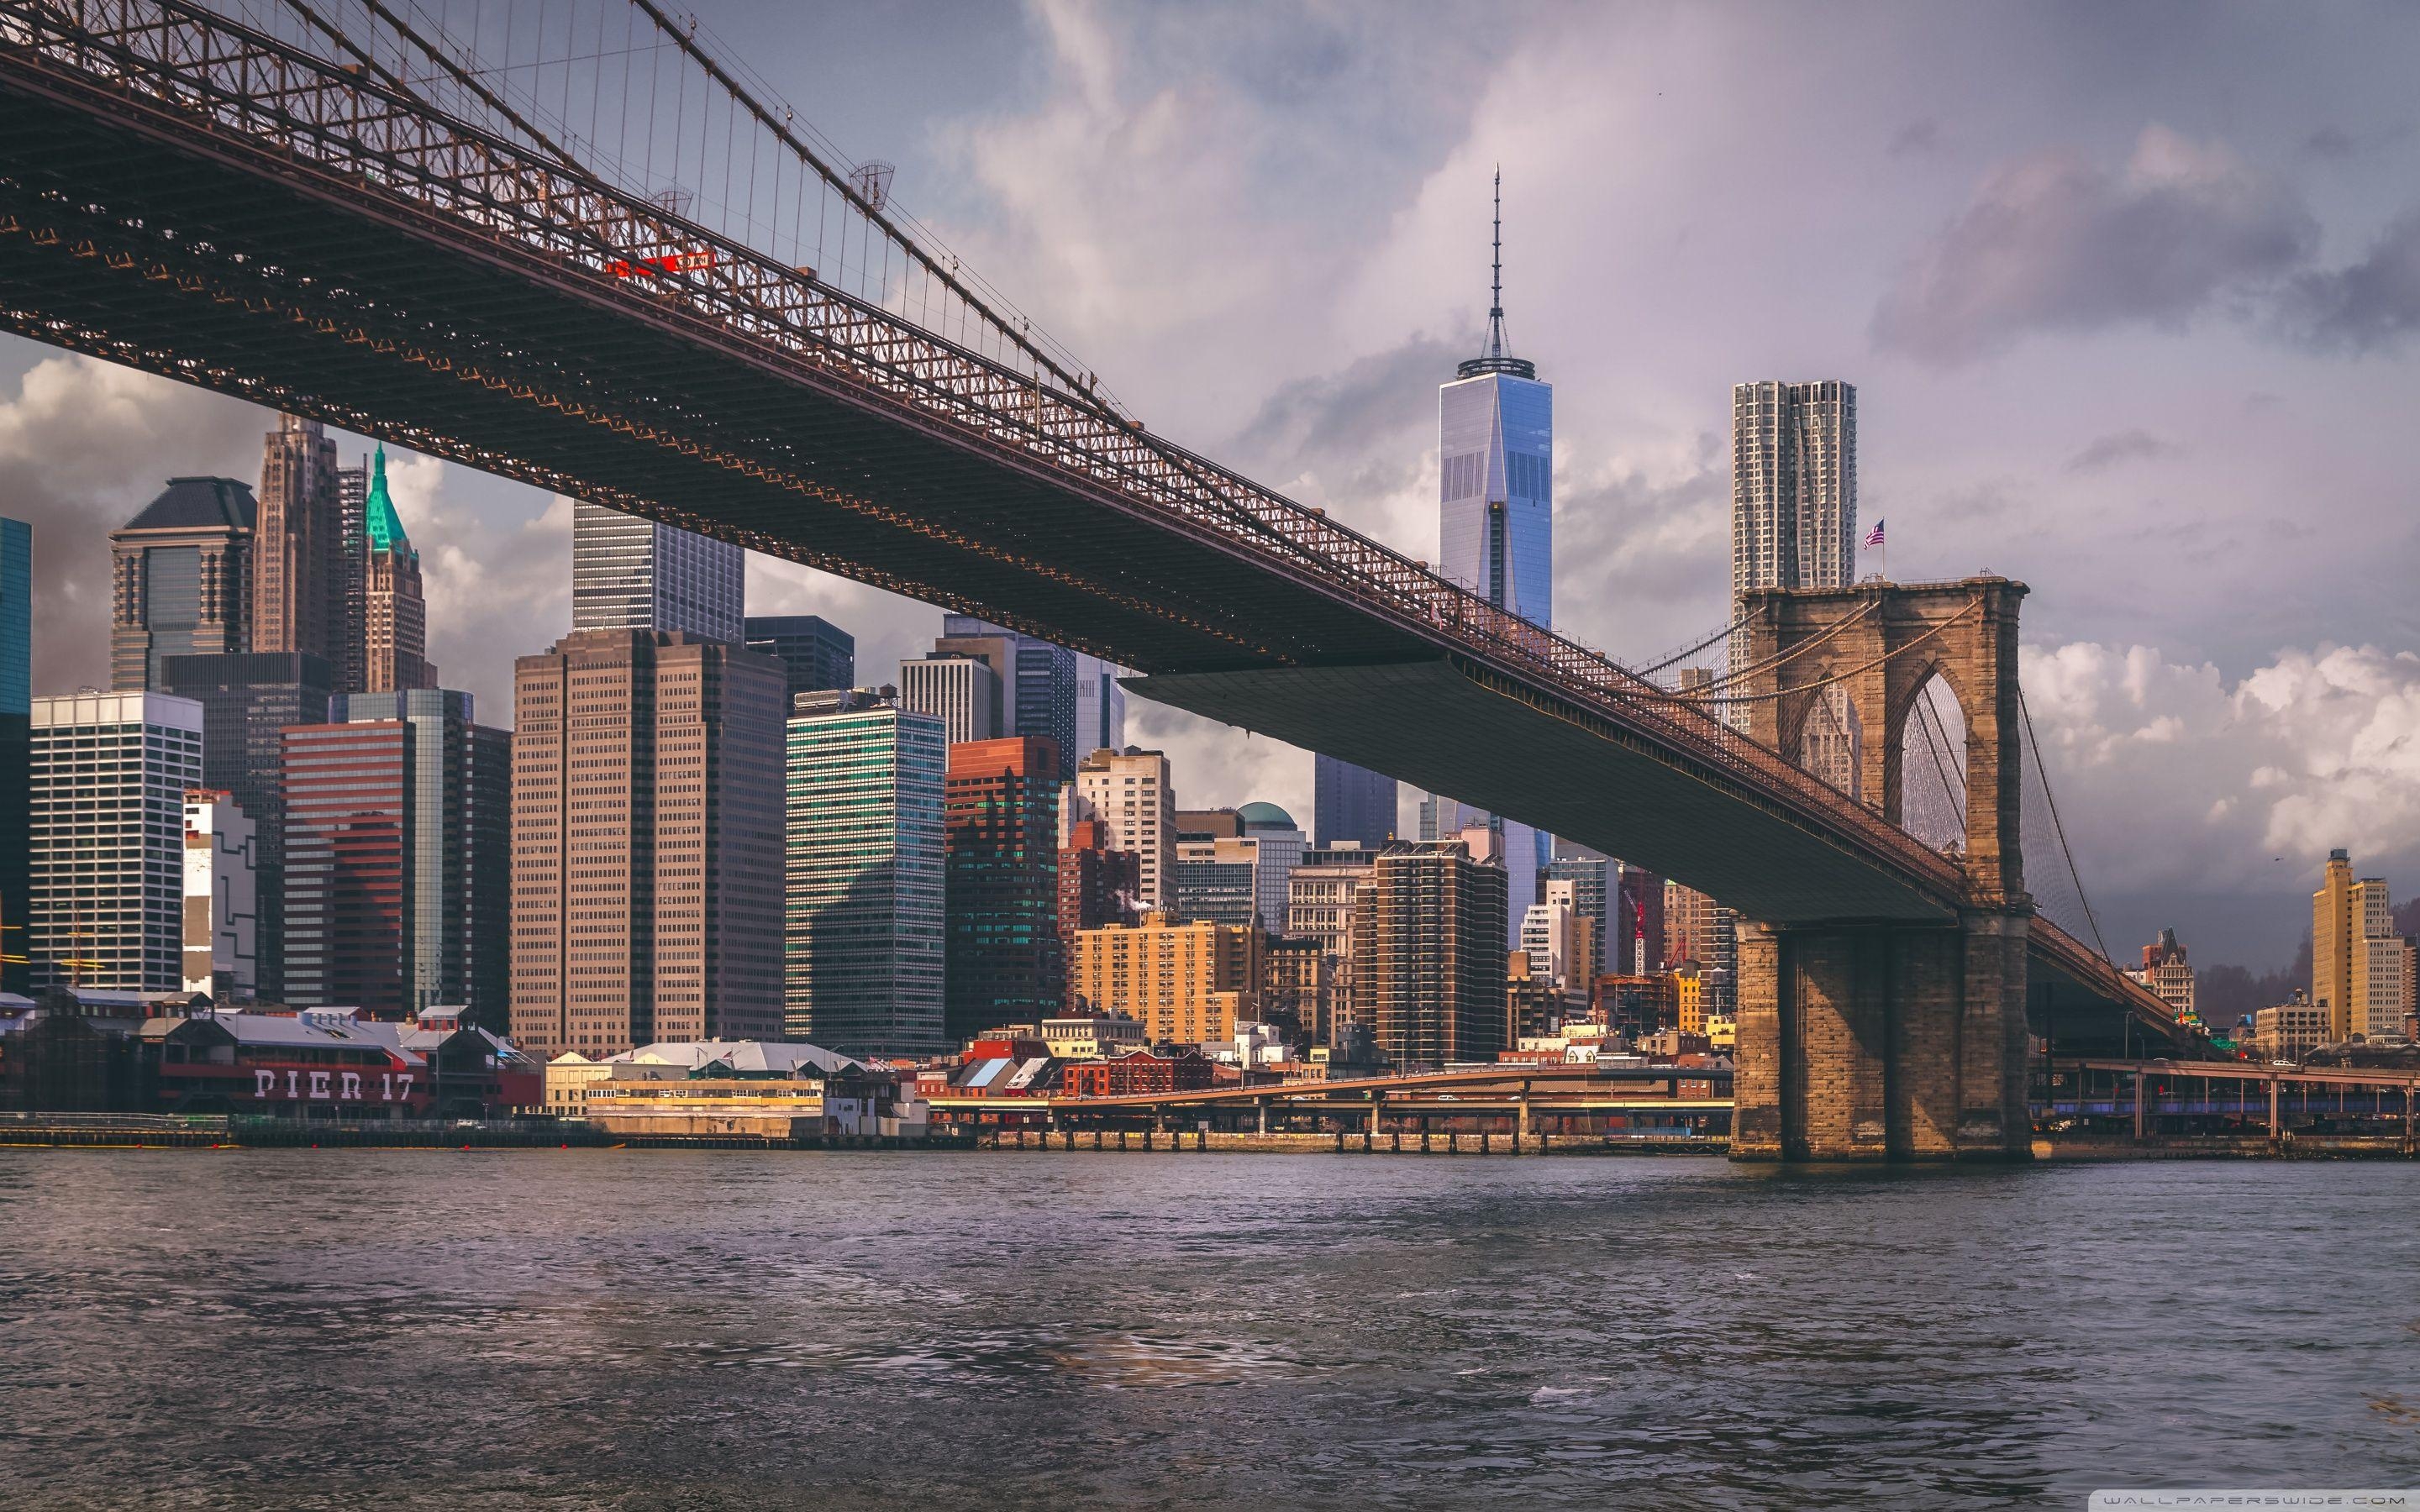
[785,691,947,1058]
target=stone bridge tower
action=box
[1727,577,2033,1161]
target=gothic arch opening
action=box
[1899,672,1969,854]
[1797,685,1864,802]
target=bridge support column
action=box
[1733,911,2032,1163]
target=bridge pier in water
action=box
[1730,578,2033,1163]
[1732,914,2031,1161]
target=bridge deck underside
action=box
[1131,661,1950,924]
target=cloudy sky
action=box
[8,0,2417,971]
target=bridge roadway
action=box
[0,1,2174,1040]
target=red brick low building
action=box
[1060,1048,1213,1099]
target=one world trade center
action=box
[1421,171,1552,937]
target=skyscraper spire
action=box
[1487,166,1507,360]
[1458,168,1536,381]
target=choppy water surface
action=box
[0,1150,2413,1508]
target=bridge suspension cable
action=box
[1659,599,1983,706]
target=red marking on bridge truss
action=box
[608,249,715,280]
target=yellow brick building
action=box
[1071,911,1262,1046]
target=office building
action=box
[511,630,785,1057]
[786,688,948,1059]
[944,735,1063,1047]
[1287,843,1377,965]
[1732,379,1859,786]
[744,615,855,702]
[1263,934,1335,1045]
[1507,951,1562,1043]
[1058,817,1140,979]
[1542,845,1611,979]
[1353,840,1508,1069]
[0,517,27,994]
[181,788,257,999]
[254,415,350,674]
[1313,753,1396,849]
[900,652,1001,746]
[356,448,435,694]
[1423,181,1552,931]
[1663,879,1723,968]
[280,720,408,1015]
[289,690,509,1021]
[1071,911,1262,1046]
[2314,848,2410,1043]
[1069,747,1176,913]
[939,615,1082,783]
[2253,991,2328,1062]
[334,452,370,695]
[1075,654,1128,764]
[109,476,255,690]
[1616,863,1665,976]
[1240,802,1306,935]
[158,651,334,1000]
[1175,836,1260,928]
[2133,928,2197,1026]
[570,501,744,642]
[29,691,205,993]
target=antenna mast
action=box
[1459,166,1536,380]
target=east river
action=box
[1,1150,2415,1509]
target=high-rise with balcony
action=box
[510,630,785,1056]
[786,688,948,1058]
[1732,379,1859,788]
[1352,839,1509,1070]
[109,477,255,691]
[28,691,205,994]
[570,503,744,643]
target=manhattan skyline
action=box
[1,1,2414,972]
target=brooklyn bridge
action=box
[0,0,2196,1160]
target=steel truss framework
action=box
[0,0,2172,1036]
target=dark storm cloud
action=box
[1886,118,1941,158]
[2277,208,2420,354]
[1229,333,1462,480]
[2064,428,2181,474]
[1871,129,2317,364]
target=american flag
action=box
[1863,519,1886,549]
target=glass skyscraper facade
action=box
[1438,369,1554,627]
[571,502,744,643]
[785,692,948,1058]
[744,614,855,701]
[1313,753,1397,848]
[939,614,1085,783]
[329,689,511,1023]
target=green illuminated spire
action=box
[365,444,411,558]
